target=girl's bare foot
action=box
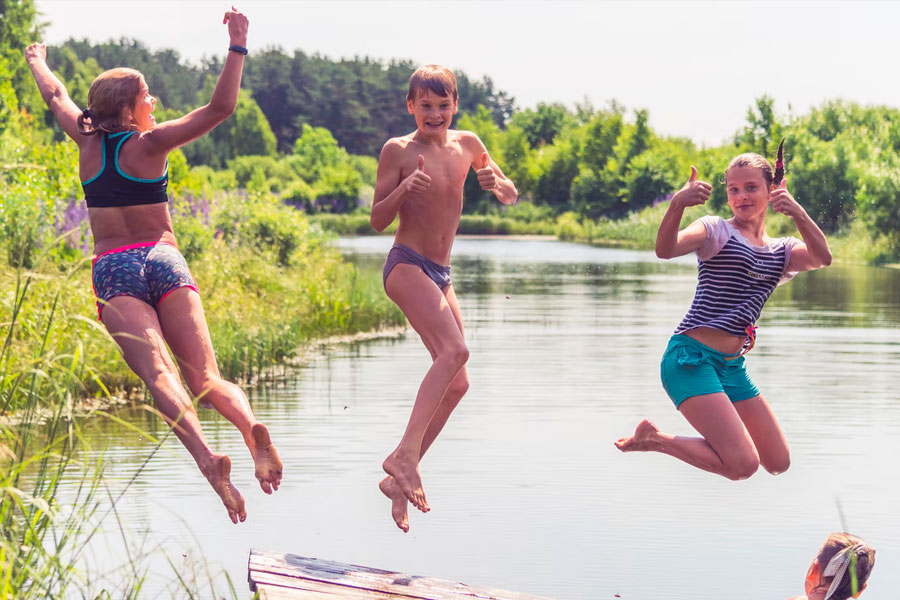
[201,454,246,523]
[615,419,662,452]
[249,423,283,494]
[379,476,410,533]
[383,448,429,512]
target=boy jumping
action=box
[371,65,517,532]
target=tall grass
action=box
[0,251,245,598]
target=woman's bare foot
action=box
[615,419,662,452]
[249,423,283,494]
[382,448,429,512]
[201,454,246,523]
[379,476,410,533]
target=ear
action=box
[407,97,415,115]
[452,98,459,114]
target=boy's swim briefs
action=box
[660,334,760,407]
[91,242,199,321]
[383,243,452,290]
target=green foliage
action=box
[510,102,574,147]
[48,38,211,110]
[180,88,277,168]
[532,132,581,209]
[292,124,350,176]
[555,211,585,241]
[735,95,785,157]
[241,49,514,155]
[457,105,505,213]
[11,31,900,272]
[289,124,364,211]
[0,0,43,130]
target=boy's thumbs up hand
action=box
[672,165,711,209]
[477,152,497,191]
[403,154,431,195]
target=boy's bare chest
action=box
[403,148,470,193]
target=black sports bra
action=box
[81,131,168,208]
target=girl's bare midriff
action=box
[89,204,177,256]
[683,326,748,356]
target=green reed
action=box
[0,246,245,598]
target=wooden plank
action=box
[253,570,429,599]
[249,550,483,599]
[248,549,551,600]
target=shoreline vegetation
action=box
[308,205,890,265]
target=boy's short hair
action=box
[407,65,458,102]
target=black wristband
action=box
[228,45,248,55]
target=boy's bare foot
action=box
[379,476,410,532]
[383,449,429,512]
[615,419,662,452]
[249,423,282,494]
[201,454,246,524]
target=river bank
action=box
[309,203,892,265]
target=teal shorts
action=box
[660,334,760,408]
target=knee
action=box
[725,455,760,481]
[438,342,469,370]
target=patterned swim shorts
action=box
[91,242,198,320]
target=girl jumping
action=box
[616,144,831,480]
[25,8,281,523]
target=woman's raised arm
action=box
[142,8,249,154]
[25,43,84,144]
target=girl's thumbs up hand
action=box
[672,165,711,209]
[769,178,805,219]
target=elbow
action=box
[370,215,386,233]
[207,101,236,121]
[655,245,672,260]
[819,251,833,268]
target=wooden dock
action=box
[248,548,552,600]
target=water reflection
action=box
[55,236,899,600]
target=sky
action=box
[34,0,900,147]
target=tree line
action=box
[5,0,900,259]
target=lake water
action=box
[61,236,900,599]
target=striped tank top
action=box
[674,216,801,338]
